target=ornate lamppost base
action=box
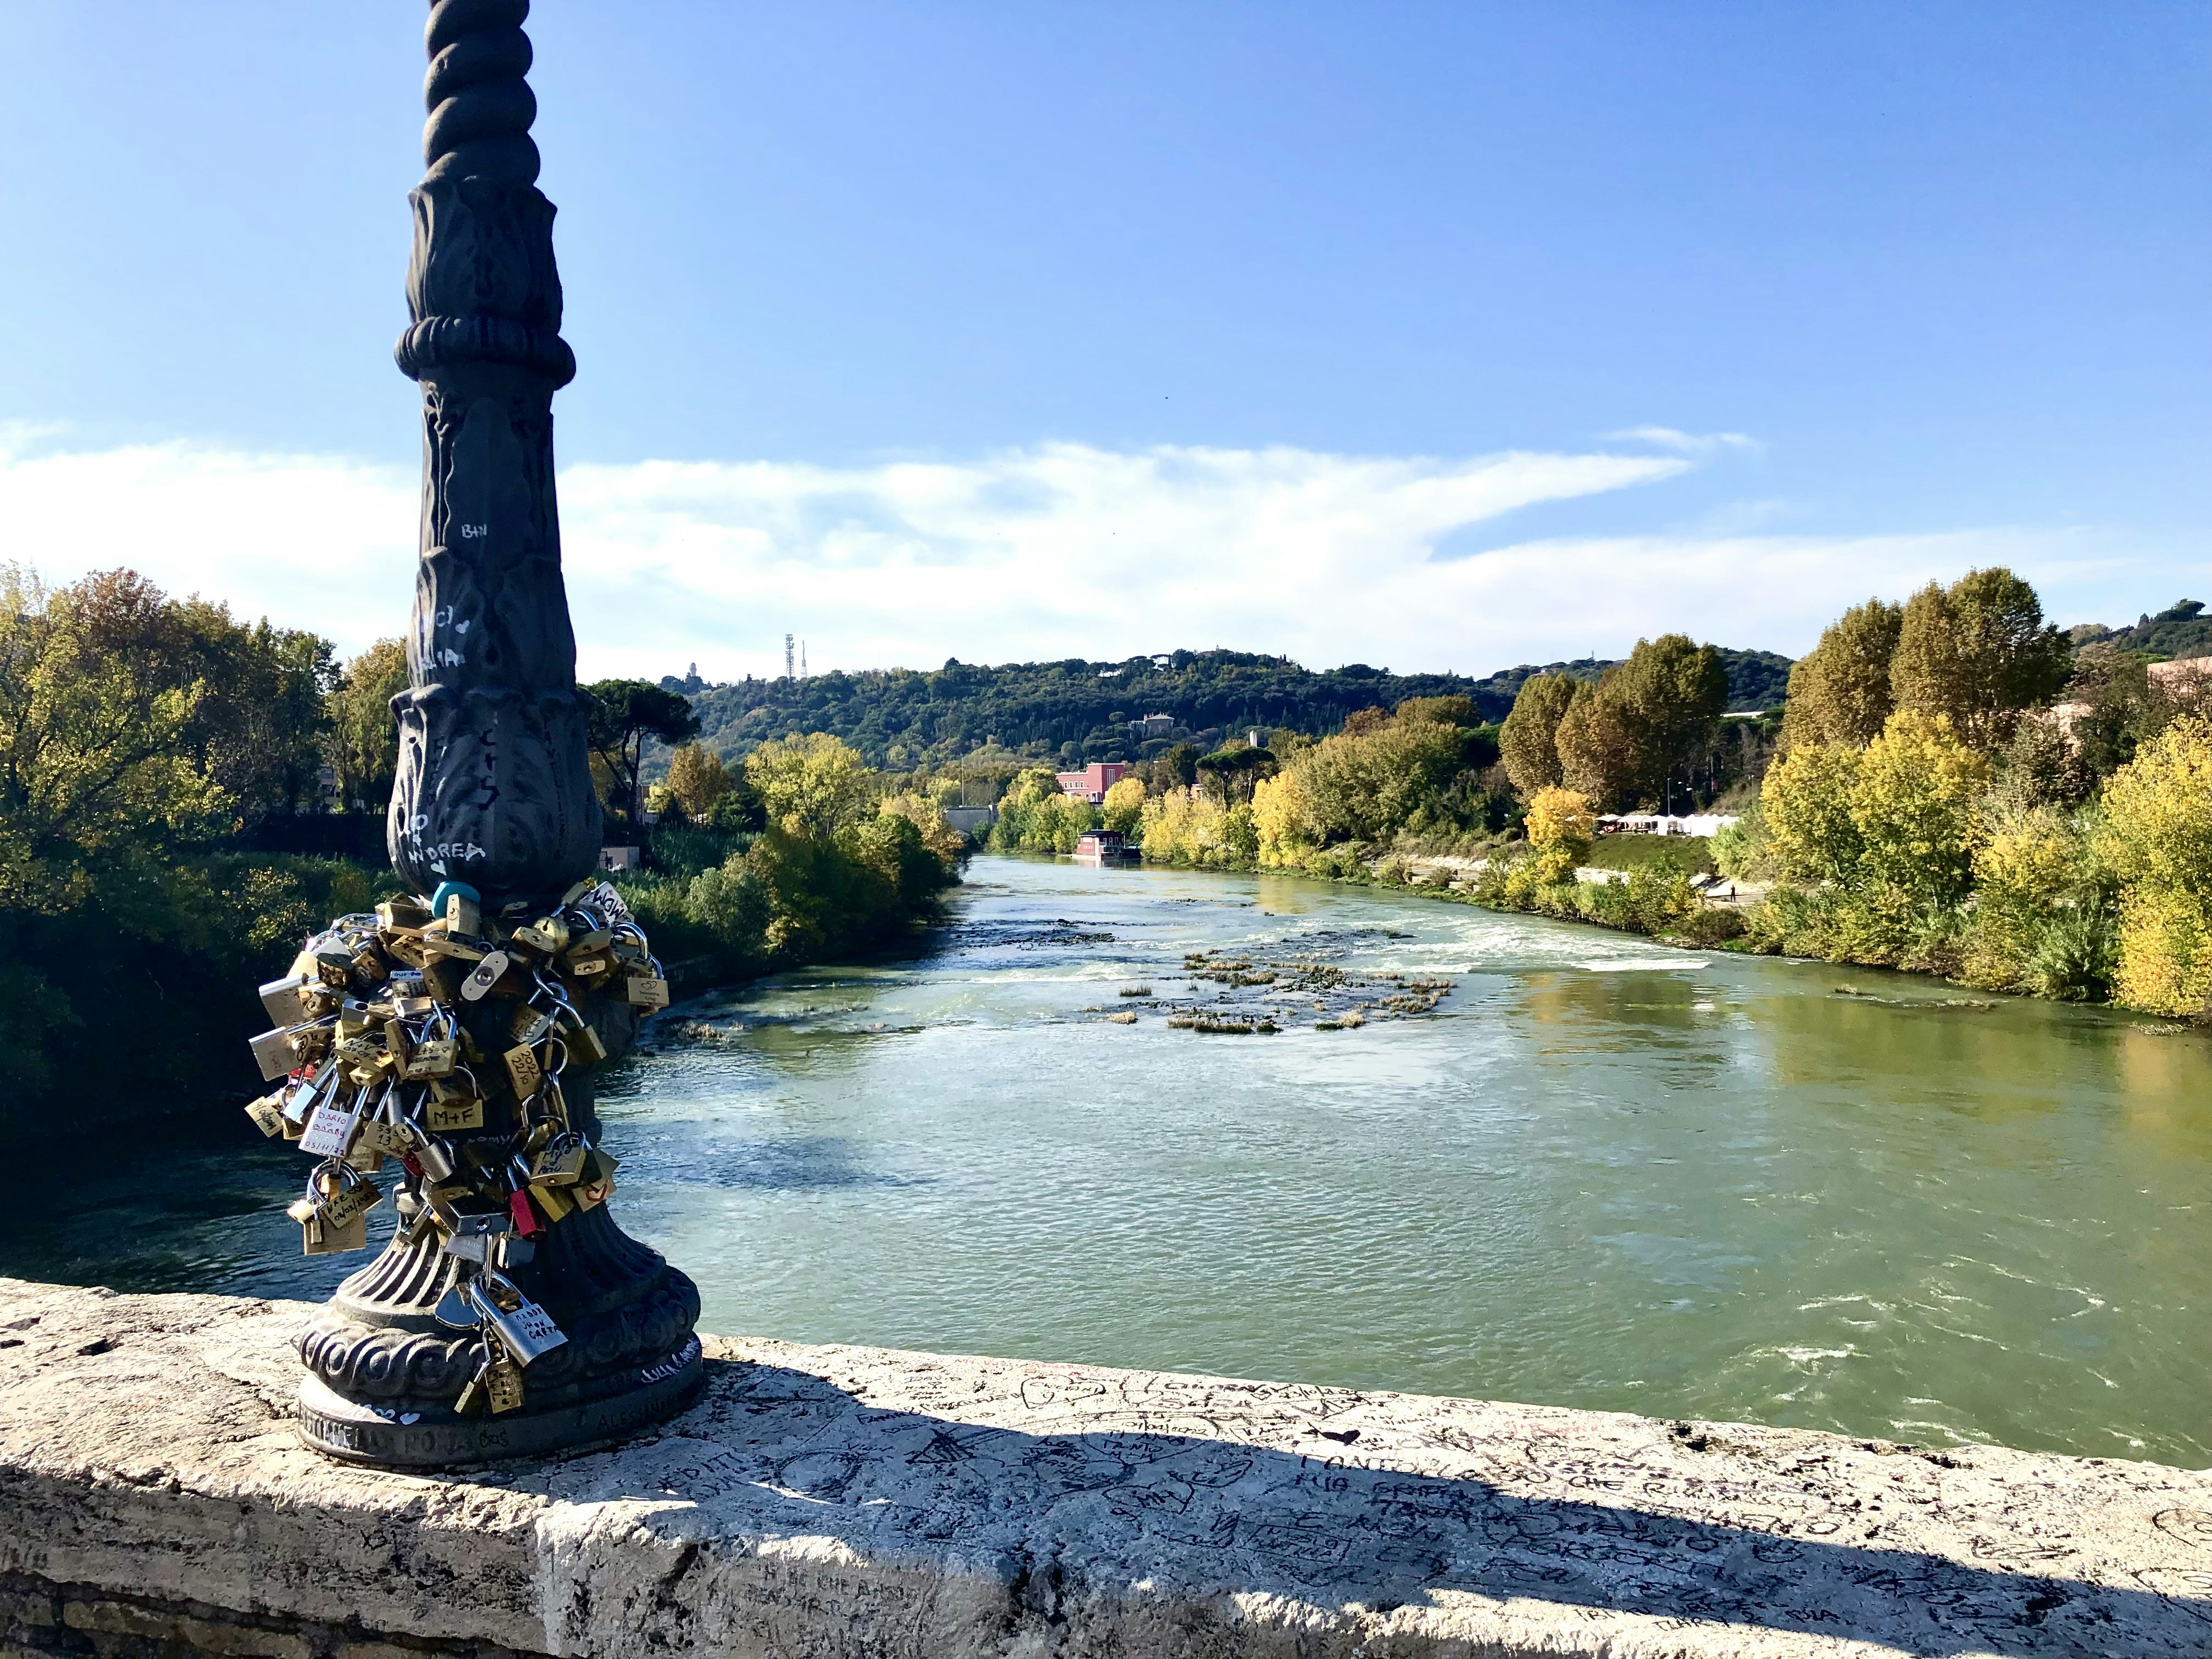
[297,1336,704,1468]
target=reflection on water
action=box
[4,855,2206,1466]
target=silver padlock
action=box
[465,1271,567,1365]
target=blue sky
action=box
[0,2,2203,679]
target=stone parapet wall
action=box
[1,1278,2208,1657]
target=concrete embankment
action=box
[2,1278,2208,1658]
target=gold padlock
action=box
[243,1094,287,1137]
[620,975,670,1010]
[426,1093,484,1134]
[486,1354,526,1414]
[504,1043,543,1097]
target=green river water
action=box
[6,855,2205,1466]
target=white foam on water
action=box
[1576,957,1711,972]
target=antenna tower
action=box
[784,633,794,680]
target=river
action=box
[5,855,2206,1466]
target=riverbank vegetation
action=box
[0,566,962,1142]
[1486,571,2212,1018]
[952,568,2212,1022]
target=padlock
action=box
[258,973,313,1025]
[554,1007,609,1066]
[559,878,597,908]
[419,957,463,1003]
[400,1120,457,1182]
[620,975,670,1010]
[425,1090,484,1135]
[529,1179,574,1224]
[503,1043,543,1097]
[246,1027,297,1082]
[466,1271,567,1365]
[312,947,354,989]
[454,1350,492,1415]
[460,949,511,1002]
[420,932,487,963]
[377,898,432,932]
[509,1002,556,1046]
[242,1093,287,1137]
[298,1086,363,1158]
[529,1138,589,1188]
[442,1212,514,1265]
[507,1184,545,1240]
[287,1162,380,1254]
[446,892,483,940]
[486,1352,526,1414]
[507,921,563,957]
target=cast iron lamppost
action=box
[278,0,704,1465]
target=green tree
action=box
[324,639,409,811]
[744,732,876,838]
[1891,568,2070,749]
[0,568,228,910]
[61,568,335,821]
[1498,673,1576,797]
[1155,742,1200,789]
[587,680,703,825]
[1554,679,1638,810]
[1781,598,1901,751]
[1612,634,1729,809]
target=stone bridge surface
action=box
[1,1278,2208,1658]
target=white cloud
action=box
[0,427,2172,681]
[1605,426,1764,457]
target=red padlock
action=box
[509,1188,544,1239]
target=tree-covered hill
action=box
[678,645,1793,769]
[2070,599,2212,661]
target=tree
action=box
[0,567,229,910]
[1196,744,1276,803]
[1781,598,1901,751]
[1891,568,2070,749]
[1102,775,1147,836]
[1847,711,1989,905]
[586,680,702,825]
[744,732,876,839]
[1760,742,1866,887]
[1523,786,1594,882]
[2093,714,2212,1017]
[325,639,409,811]
[1554,680,1639,810]
[1611,634,1729,809]
[59,568,335,820]
[1499,673,1576,797]
[1155,742,1200,790]
[663,743,731,819]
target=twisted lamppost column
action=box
[274,0,704,1467]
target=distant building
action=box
[942,805,998,837]
[1246,729,1266,749]
[599,845,643,872]
[1596,813,1739,838]
[1056,762,1130,804]
[1073,830,1128,866]
[1132,713,1176,736]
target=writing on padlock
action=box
[297,1088,364,1159]
[503,1042,543,1097]
[465,1271,567,1365]
[286,1162,380,1256]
